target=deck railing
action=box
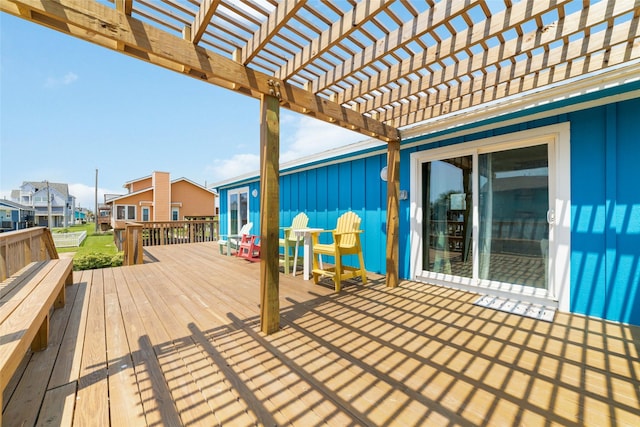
[115,219,219,265]
[0,227,59,281]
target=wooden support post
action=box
[386,140,400,288]
[55,285,66,309]
[32,314,49,352]
[259,94,280,334]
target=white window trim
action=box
[409,123,571,311]
[115,204,137,221]
[142,207,150,222]
[171,207,180,221]
[227,186,249,234]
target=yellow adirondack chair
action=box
[311,211,367,292]
[279,212,309,274]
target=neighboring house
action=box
[0,199,35,231]
[75,207,90,224]
[105,171,217,229]
[10,181,76,228]
[214,69,640,327]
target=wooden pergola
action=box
[2,0,639,334]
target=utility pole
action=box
[46,180,53,229]
[95,169,99,233]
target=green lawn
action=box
[55,223,119,257]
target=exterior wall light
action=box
[380,166,388,181]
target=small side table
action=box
[292,228,324,280]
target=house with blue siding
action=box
[214,66,640,327]
[0,199,35,231]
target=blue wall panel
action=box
[219,189,228,235]
[365,155,385,273]
[607,98,640,324]
[570,106,608,320]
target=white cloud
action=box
[205,114,365,185]
[0,189,12,201]
[206,153,261,183]
[280,115,363,163]
[45,72,78,88]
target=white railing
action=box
[52,231,87,248]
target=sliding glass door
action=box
[478,144,549,289]
[418,142,553,295]
[422,156,473,278]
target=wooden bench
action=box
[0,257,73,422]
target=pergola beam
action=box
[0,0,399,142]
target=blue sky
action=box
[0,13,362,210]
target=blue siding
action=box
[568,98,640,325]
[570,106,608,319]
[614,99,640,324]
[217,88,640,325]
[219,190,228,235]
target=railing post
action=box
[135,224,143,264]
[0,239,7,282]
[124,222,144,265]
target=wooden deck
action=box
[3,242,639,426]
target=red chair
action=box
[237,235,261,262]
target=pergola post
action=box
[259,94,280,334]
[386,140,400,288]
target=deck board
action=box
[75,269,109,427]
[3,242,639,426]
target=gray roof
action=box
[24,181,69,197]
[0,198,34,211]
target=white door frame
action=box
[409,123,571,310]
[227,186,250,235]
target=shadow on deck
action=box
[3,242,639,426]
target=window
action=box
[116,205,136,220]
[172,207,179,221]
[142,207,150,221]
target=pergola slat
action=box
[359,0,640,116]
[309,0,482,94]
[276,0,394,81]
[380,19,640,125]
[241,0,306,65]
[387,39,640,127]
[336,0,578,104]
[191,0,221,44]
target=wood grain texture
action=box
[1,242,638,426]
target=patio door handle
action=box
[547,209,555,224]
